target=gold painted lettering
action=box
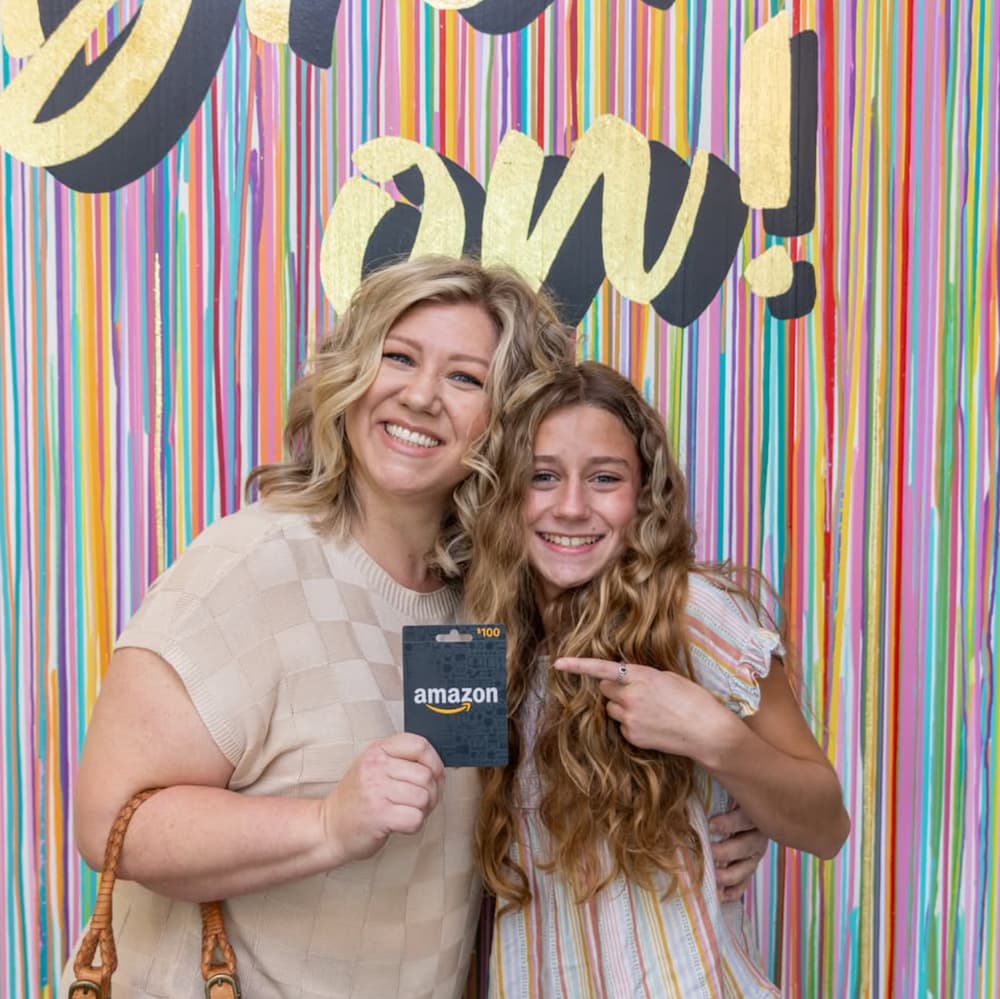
[744,245,794,297]
[245,0,291,45]
[738,10,791,209]
[482,115,708,302]
[0,0,189,166]
[321,137,466,312]
[1,0,45,58]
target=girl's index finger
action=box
[553,657,621,681]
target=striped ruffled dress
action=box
[489,573,784,999]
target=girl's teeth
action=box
[541,533,601,548]
[385,423,441,448]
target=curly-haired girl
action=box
[463,361,849,997]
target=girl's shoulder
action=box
[684,572,784,717]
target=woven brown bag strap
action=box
[201,898,240,998]
[68,788,241,999]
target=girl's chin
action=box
[536,568,607,600]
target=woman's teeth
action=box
[385,423,441,448]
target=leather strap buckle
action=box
[205,972,242,999]
[67,982,103,999]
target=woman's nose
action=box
[399,369,441,413]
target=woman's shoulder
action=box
[115,505,338,767]
[185,500,318,556]
[129,502,325,617]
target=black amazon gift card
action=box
[403,624,508,768]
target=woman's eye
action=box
[531,471,557,485]
[449,371,484,387]
[383,351,414,365]
[592,473,622,485]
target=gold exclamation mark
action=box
[739,10,795,298]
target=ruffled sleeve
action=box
[683,573,784,718]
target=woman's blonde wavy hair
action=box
[465,362,716,909]
[246,255,573,576]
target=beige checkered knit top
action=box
[65,502,482,998]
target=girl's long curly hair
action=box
[246,255,573,576]
[463,362,708,909]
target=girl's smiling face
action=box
[522,404,642,602]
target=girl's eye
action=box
[592,473,623,485]
[449,371,485,388]
[531,471,557,485]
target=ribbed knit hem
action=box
[341,536,461,622]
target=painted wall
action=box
[1,1,997,996]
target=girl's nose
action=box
[553,480,588,519]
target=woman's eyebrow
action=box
[450,353,491,366]
[387,333,491,366]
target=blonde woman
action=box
[463,362,850,997]
[63,257,574,999]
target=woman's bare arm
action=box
[75,647,445,901]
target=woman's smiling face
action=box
[522,404,642,601]
[344,300,498,510]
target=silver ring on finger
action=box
[617,662,629,685]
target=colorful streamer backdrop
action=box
[1,1,998,996]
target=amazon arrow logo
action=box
[426,702,472,715]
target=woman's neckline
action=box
[333,534,459,621]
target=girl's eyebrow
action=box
[531,454,632,466]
